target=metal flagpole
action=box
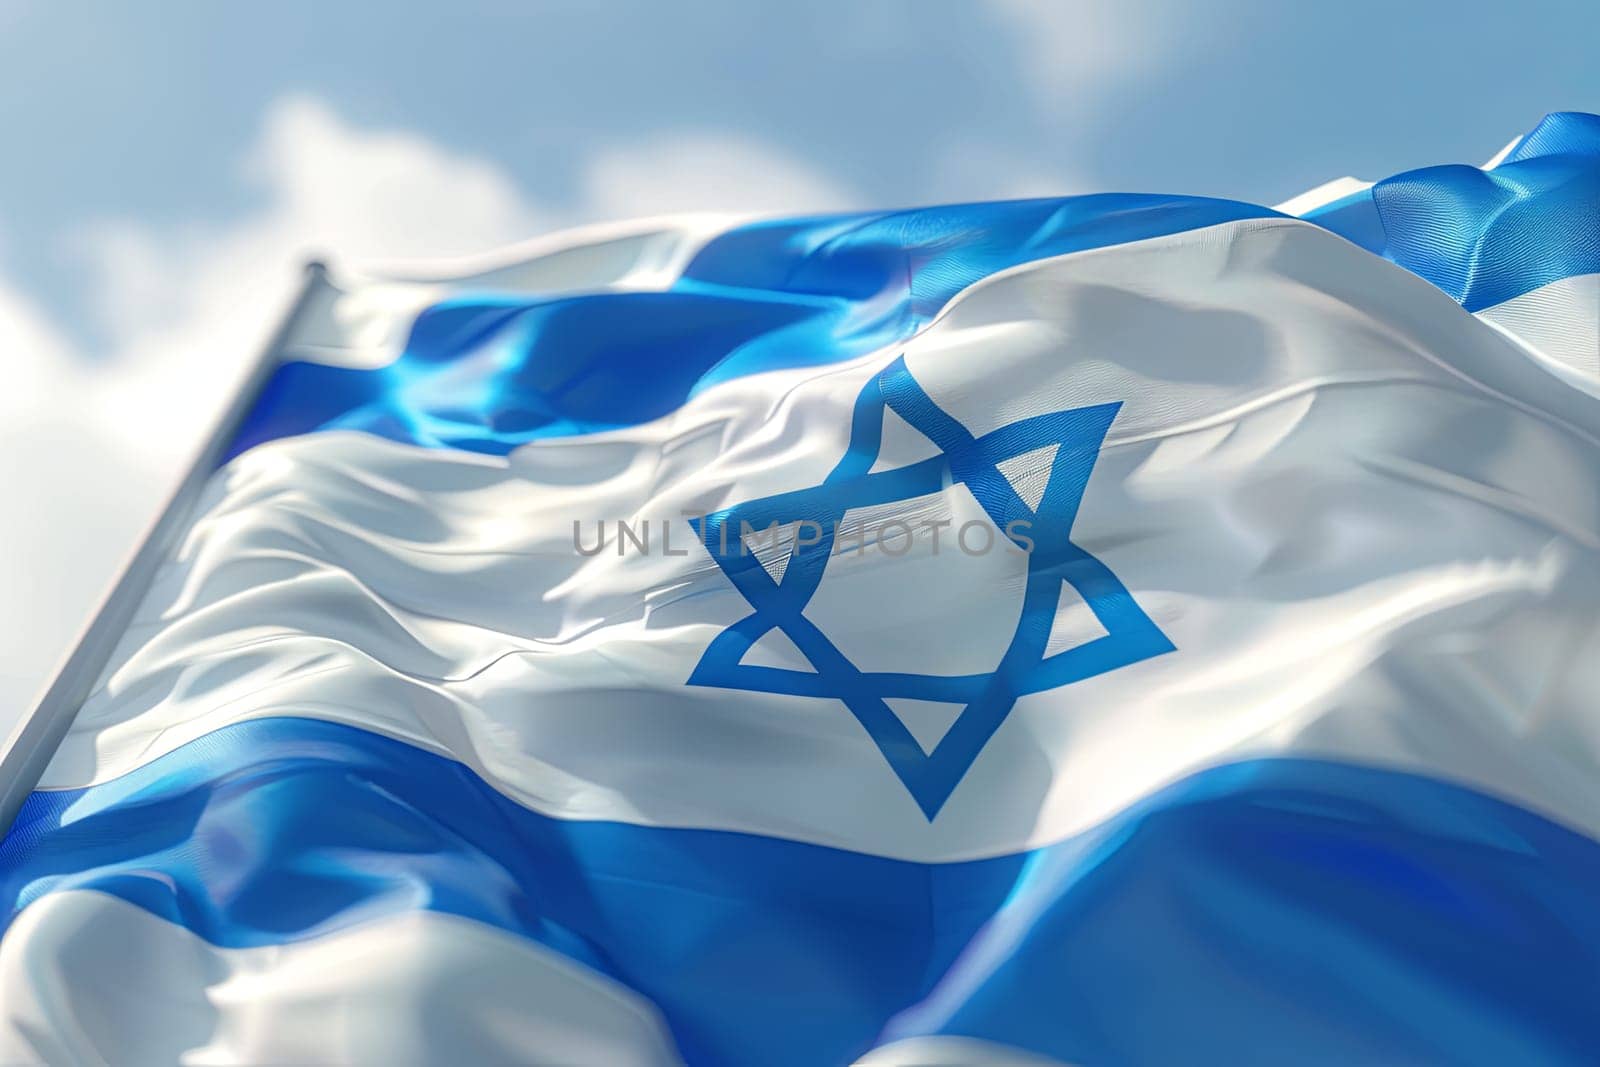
[0,260,331,834]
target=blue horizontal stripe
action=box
[225,112,1600,463]
[225,194,1276,460]
[3,718,1599,1066]
[1504,110,1600,166]
[1306,110,1600,312]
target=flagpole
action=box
[0,260,330,834]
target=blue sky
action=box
[5,0,1598,336]
[0,0,1597,720]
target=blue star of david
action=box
[689,356,1174,819]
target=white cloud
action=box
[928,139,1090,203]
[917,1,1176,203]
[583,132,856,218]
[0,95,851,729]
[986,0,1171,108]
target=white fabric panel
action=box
[1476,273,1600,381]
[1272,175,1372,216]
[285,213,742,369]
[1483,135,1525,169]
[0,891,682,1067]
[853,1036,1071,1066]
[40,218,1600,861]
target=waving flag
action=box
[1,112,1597,1065]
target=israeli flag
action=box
[2,113,1598,1065]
